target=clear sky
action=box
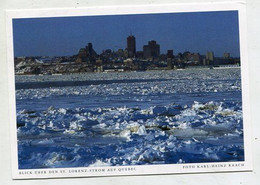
[13,11,240,57]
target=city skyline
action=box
[13,11,240,57]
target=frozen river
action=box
[16,68,244,169]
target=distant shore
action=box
[15,64,240,76]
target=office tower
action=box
[167,50,174,58]
[206,51,214,64]
[143,40,160,59]
[127,35,136,58]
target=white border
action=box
[6,1,252,179]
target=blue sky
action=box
[13,11,240,57]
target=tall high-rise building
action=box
[143,40,160,59]
[206,51,214,64]
[86,43,94,56]
[167,50,174,58]
[127,35,136,58]
[86,43,97,61]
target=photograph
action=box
[7,3,252,179]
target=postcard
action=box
[6,1,252,179]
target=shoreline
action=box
[15,65,241,76]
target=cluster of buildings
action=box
[14,35,240,75]
[126,35,160,59]
[74,35,162,64]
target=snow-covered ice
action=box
[16,68,244,169]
